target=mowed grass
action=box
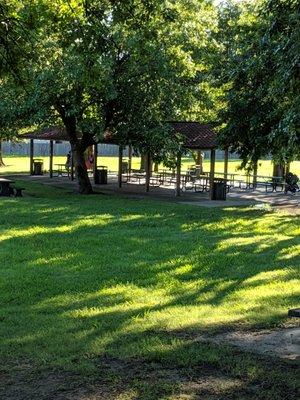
[0,182,299,398]
[2,154,300,177]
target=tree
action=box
[0,1,37,166]
[216,0,300,168]
[1,0,218,193]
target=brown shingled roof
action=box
[21,122,217,150]
[22,126,70,141]
[170,122,217,150]
[21,126,117,144]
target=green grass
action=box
[0,182,299,398]
[2,154,300,177]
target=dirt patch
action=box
[273,204,300,215]
[197,327,300,361]
[0,356,255,400]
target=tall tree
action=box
[216,0,300,167]
[1,0,217,193]
[0,0,37,166]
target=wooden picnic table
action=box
[0,178,15,196]
[55,163,67,176]
[127,171,146,184]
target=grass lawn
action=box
[2,154,300,178]
[0,181,299,399]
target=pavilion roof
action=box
[21,126,70,141]
[21,122,217,150]
[169,122,217,150]
[21,127,116,144]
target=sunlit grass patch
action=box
[0,181,299,389]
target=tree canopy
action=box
[217,0,300,167]
[0,0,219,191]
[1,0,299,188]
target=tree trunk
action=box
[253,160,258,188]
[196,151,203,173]
[0,141,5,167]
[273,163,284,178]
[56,105,93,194]
[140,154,146,171]
[72,144,93,194]
[285,162,290,177]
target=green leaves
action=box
[0,0,219,168]
[217,0,300,165]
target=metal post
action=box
[93,143,98,184]
[118,146,123,188]
[224,149,228,182]
[145,153,151,192]
[30,139,34,175]
[209,149,216,200]
[175,152,182,196]
[49,140,54,178]
[128,145,132,174]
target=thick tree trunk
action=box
[140,154,146,171]
[196,150,203,173]
[72,144,93,194]
[56,104,93,194]
[253,160,258,188]
[273,163,284,178]
[0,141,5,167]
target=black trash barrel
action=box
[94,167,108,184]
[211,178,227,200]
[121,161,128,174]
[33,159,43,175]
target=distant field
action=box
[1,155,300,178]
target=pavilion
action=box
[22,122,229,198]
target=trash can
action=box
[94,166,108,184]
[121,162,128,174]
[33,159,43,175]
[211,178,227,200]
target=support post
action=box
[128,145,132,174]
[253,160,258,188]
[118,145,123,188]
[71,151,75,181]
[175,152,182,197]
[49,140,54,178]
[30,139,34,175]
[209,149,216,200]
[145,153,151,192]
[224,149,228,182]
[93,143,98,184]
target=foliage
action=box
[216,0,300,166]
[0,0,219,191]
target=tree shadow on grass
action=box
[0,189,299,398]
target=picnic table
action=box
[0,178,15,196]
[55,163,68,176]
[127,170,146,184]
[256,175,285,192]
